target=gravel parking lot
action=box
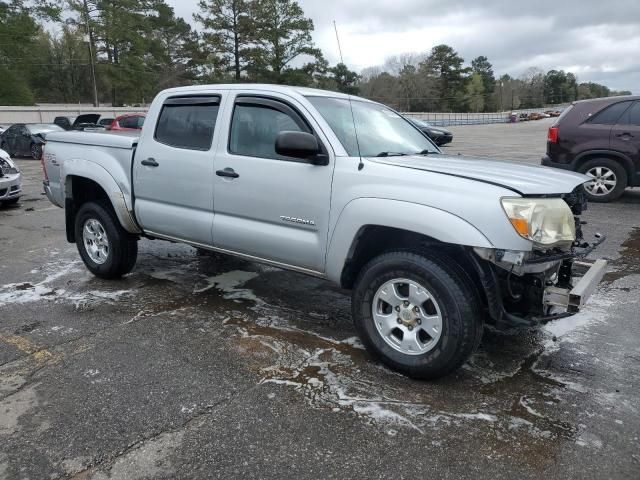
[1,121,639,479]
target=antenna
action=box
[334,20,364,170]
[333,20,344,64]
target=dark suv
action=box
[542,96,640,202]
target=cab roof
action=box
[159,84,374,103]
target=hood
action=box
[369,154,589,195]
[73,114,101,126]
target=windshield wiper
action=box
[375,152,408,157]
[414,149,434,155]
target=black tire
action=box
[578,157,627,203]
[30,143,42,160]
[75,202,138,279]
[352,251,483,380]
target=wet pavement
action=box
[1,126,640,479]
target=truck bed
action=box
[45,130,139,150]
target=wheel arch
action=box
[325,198,493,288]
[63,162,141,242]
[575,150,635,185]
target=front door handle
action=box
[141,158,159,167]
[216,168,239,179]
[615,132,634,139]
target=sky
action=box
[167,0,640,93]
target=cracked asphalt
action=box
[1,119,639,479]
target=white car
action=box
[0,148,22,206]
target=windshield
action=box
[307,96,439,157]
[29,124,65,134]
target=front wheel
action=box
[75,202,138,279]
[352,251,483,379]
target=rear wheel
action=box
[30,143,42,160]
[75,202,138,279]
[578,158,627,203]
[352,251,483,379]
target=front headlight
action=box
[0,155,19,174]
[501,197,575,247]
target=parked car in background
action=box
[98,118,114,127]
[1,123,64,159]
[407,118,453,146]
[54,116,76,130]
[107,113,145,131]
[54,114,105,131]
[542,96,640,202]
[0,147,22,205]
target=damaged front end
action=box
[472,191,607,329]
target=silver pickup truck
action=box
[42,84,607,379]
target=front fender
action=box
[62,158,140,234]
[325,198,493,283]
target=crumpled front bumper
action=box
[472,240,608,328]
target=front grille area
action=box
[0,188,7,196]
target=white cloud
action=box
[167,0,640,92]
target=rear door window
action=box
[617,102,640,126]
[588,101,633,125]
[155,97,220,150]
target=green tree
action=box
[518,67,545,108]
[471,55,495,111]
[249,0,322,82]
[331,63,359,95]
[543,69,568,103]
[30,27,92,103]
[147,2,201,92]
[420,44,470,111]
[0,1,46,105]
[194,0,252,81]
[466,73,485,112]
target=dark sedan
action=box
[408,118,453,146]
[0,123,65,159]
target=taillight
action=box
[548,126,559,143]
[40,144,48,182]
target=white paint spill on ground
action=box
[0,259,131,309]
[65,290,132,308]
[0,260,81,306]
[194,271,261,306]
[543,295,613,339]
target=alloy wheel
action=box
[83,218,110,265]
[372,278,443,355]
[585,166,617,196]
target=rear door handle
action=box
[141,158,159,167]
[615,132,634,138]
[216,168,239,179]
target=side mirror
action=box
[275,131,327,165]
